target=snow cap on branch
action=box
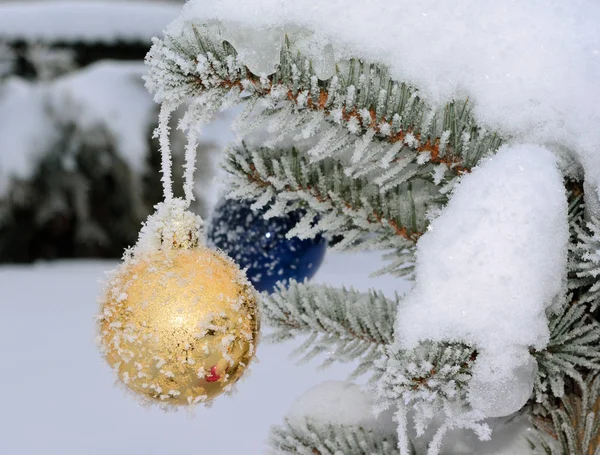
[166,0,600,209]
[395,144,569,417]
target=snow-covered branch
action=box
[271,381,401,454]
[534,302,600,406]
[376,342,476,438]
[262,280,398,377]
[270,419,403,455]
[530,192,600,406]
[223,143,436,275]
[570,214,600,312]
[145,25,503,185]
[533,373,600,455]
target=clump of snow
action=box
[468,352,537,418]
[395,144,569,417]
[203,22,337,80]
[0,1,180,44]
[288,381,396,434]
[169,0,600,211]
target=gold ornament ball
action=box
[98,246,259,406]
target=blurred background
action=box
[0,0,227,264]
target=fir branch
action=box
[375,299,600,431]
[532,190,600,405]
[375,342,476,437]
[223,144,438,274]
[262,280,398,378]
[270,418,403,455]
[225,144,432,241]
[533,303,600,405]
[145,25,503,182]
[533,373,600,455]
[570,214,600,312]
[373,300,600,422]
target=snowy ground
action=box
[0,250,407,455]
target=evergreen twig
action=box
[533,373,600,455]
[262,280,398,378]
[224,144,438,275]
[271,418,403,455]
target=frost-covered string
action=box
[179,91,227,206]
[156,102,177,201]
[183,131,198,204]
[395,405,411,455]
[157,101,202,206]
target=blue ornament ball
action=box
[207,198,327,293]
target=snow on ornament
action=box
[395,144,569,418]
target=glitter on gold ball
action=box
[98,246,259,406]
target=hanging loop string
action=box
[159,98,221,207]
[157,100,198,207]
[396,405,411,455]
[180,99,220,207]
[183,131,198,205]
[156,102,177,202]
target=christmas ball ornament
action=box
[98,200,259,406]
[207,197,327,293]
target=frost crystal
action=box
[395,144,569,417]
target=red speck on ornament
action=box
[205,366,221,382]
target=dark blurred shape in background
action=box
[0,0,221,263]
